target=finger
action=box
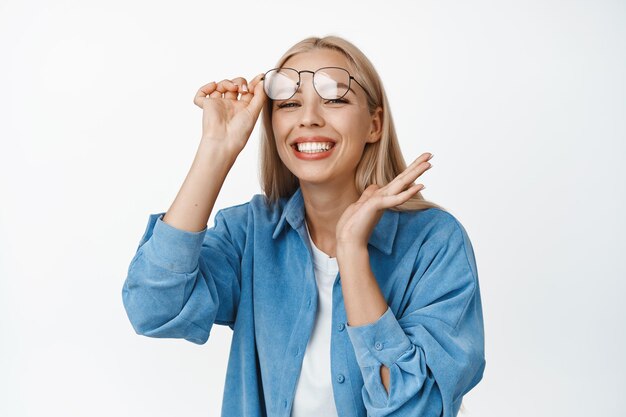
[244,73,268,115]
[249,72,265,88]
[240,73,265,105]
[215,79,238,94]
[386,156,433,194]
[197,81,217,96]
[217,78,244,100]
[230,77,249,95]
[378,154,429,191]
[412,152,433,163]
[194,81,217,108]
[418,152,434,162]
[395,183,425,202]
[402,153,433,177]
[398,153,433,176]
[377,184,425,209]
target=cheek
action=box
[341,121,371,146]
[336,109,369,133]
[271,128,290,162]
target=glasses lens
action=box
[264,68,299,100]
[314,68,350,100]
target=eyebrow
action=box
[292,84,357,97]
[336,82,356,96]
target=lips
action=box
[290,136,337,160]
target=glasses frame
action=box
[261,66,367,101]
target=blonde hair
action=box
[259,35,446,213]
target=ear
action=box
[366,106,383,144]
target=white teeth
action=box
[295,142,334,153]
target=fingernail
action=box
[428,153,434,160]
[242,84,248,92]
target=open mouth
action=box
[292,142,336,154]
[291,141,337,160]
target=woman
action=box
[122,35,486,417]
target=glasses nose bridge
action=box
[293,70,325,126]
[294,69,316,93]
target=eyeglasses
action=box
[261,66,366,101]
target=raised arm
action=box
[164,73,266,232]
[121,74,266,344]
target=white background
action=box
[1,0,624,416]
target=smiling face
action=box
[270,48,382,191]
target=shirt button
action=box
[337,323,345,332]
[336,374,345,383]
[374,341,383,351]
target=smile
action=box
[291,141,336,160]
[295,142,335,153]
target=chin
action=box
[296,174,333,186]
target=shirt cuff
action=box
[141,212,208,274]
[346,306,413,368]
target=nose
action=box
[297,74,325,128]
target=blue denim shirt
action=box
[122,187,486,417]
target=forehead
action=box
[282,48,351,71]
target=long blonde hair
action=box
[259,35,446,213]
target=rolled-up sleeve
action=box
[346,307,412,368]
[346,218,486,417]
[121,208,243,345]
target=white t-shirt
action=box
[291,221,340,417]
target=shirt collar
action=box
[271,187,399,255]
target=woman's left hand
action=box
[335,152,434,249]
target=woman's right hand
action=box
[193,73,266,154]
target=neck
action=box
[300,179,360,258]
